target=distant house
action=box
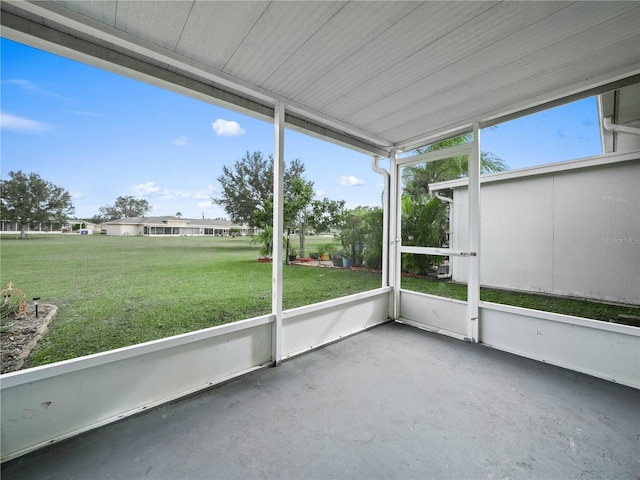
[0,218,96,234]
[101,216,251,237]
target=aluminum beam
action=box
[272,103,285,365]
[467,123,481,342]
[390,149,400,320]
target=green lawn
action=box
[0,234,380,366]
[401,277,639,323]
[1,233,637,367]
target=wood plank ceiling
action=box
[2,1,640,155]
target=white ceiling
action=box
[2,1,640,156]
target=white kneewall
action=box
[0,288,391,463]
[479,301,640,389]
[396,292,639,388]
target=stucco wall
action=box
[451,156,639,304]
[104,224,141,236]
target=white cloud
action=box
[212,119,245,137]
[4,79,40,91]
[314,189,326,198]
[173,136,188,146]
[192,185,216,200]
[3,79,64,98]
[132,182,215,201]
[71,191,84,200]
[337,175,365,187]
[133,181,161,196]
[0,112,50,132]
[194,192,211,200]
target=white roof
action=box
[103,216,243,228]
[429,150,640,191]
[2,1,639,155]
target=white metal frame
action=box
[271,102,285,365]
[389,149,400,319]
[430,149,640,190]
[467,123,481,341]
[395,142,474,167]
[393,132,481,341]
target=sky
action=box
[1,38,603,221]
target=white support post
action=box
[381,162,390,288]
[467,123,481,342]
[389,149,400,320]
[272,102,285,365]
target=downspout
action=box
[371,156,390,287]
[603,116,640,136]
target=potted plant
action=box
[319,243,335,261]
[288,247,297,262]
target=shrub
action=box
[1,282,26,319]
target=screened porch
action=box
[1,1,639,477]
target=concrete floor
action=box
[2,322,639,479]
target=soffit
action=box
[2,1,640,155]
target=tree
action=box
[87,215,106,225]
[215,151,351,257]
[98,195,151,221]
[355,206,384,270]
[331,205,389,268]
[307,198,346,234]
[0,170,75,239]
[402,133,508,198]
[214,151,271,227]
[400,195,449,274]
[213,151,312,229]
[280,177,313,257]
[296,197,345,257]
[400,133,508,275]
